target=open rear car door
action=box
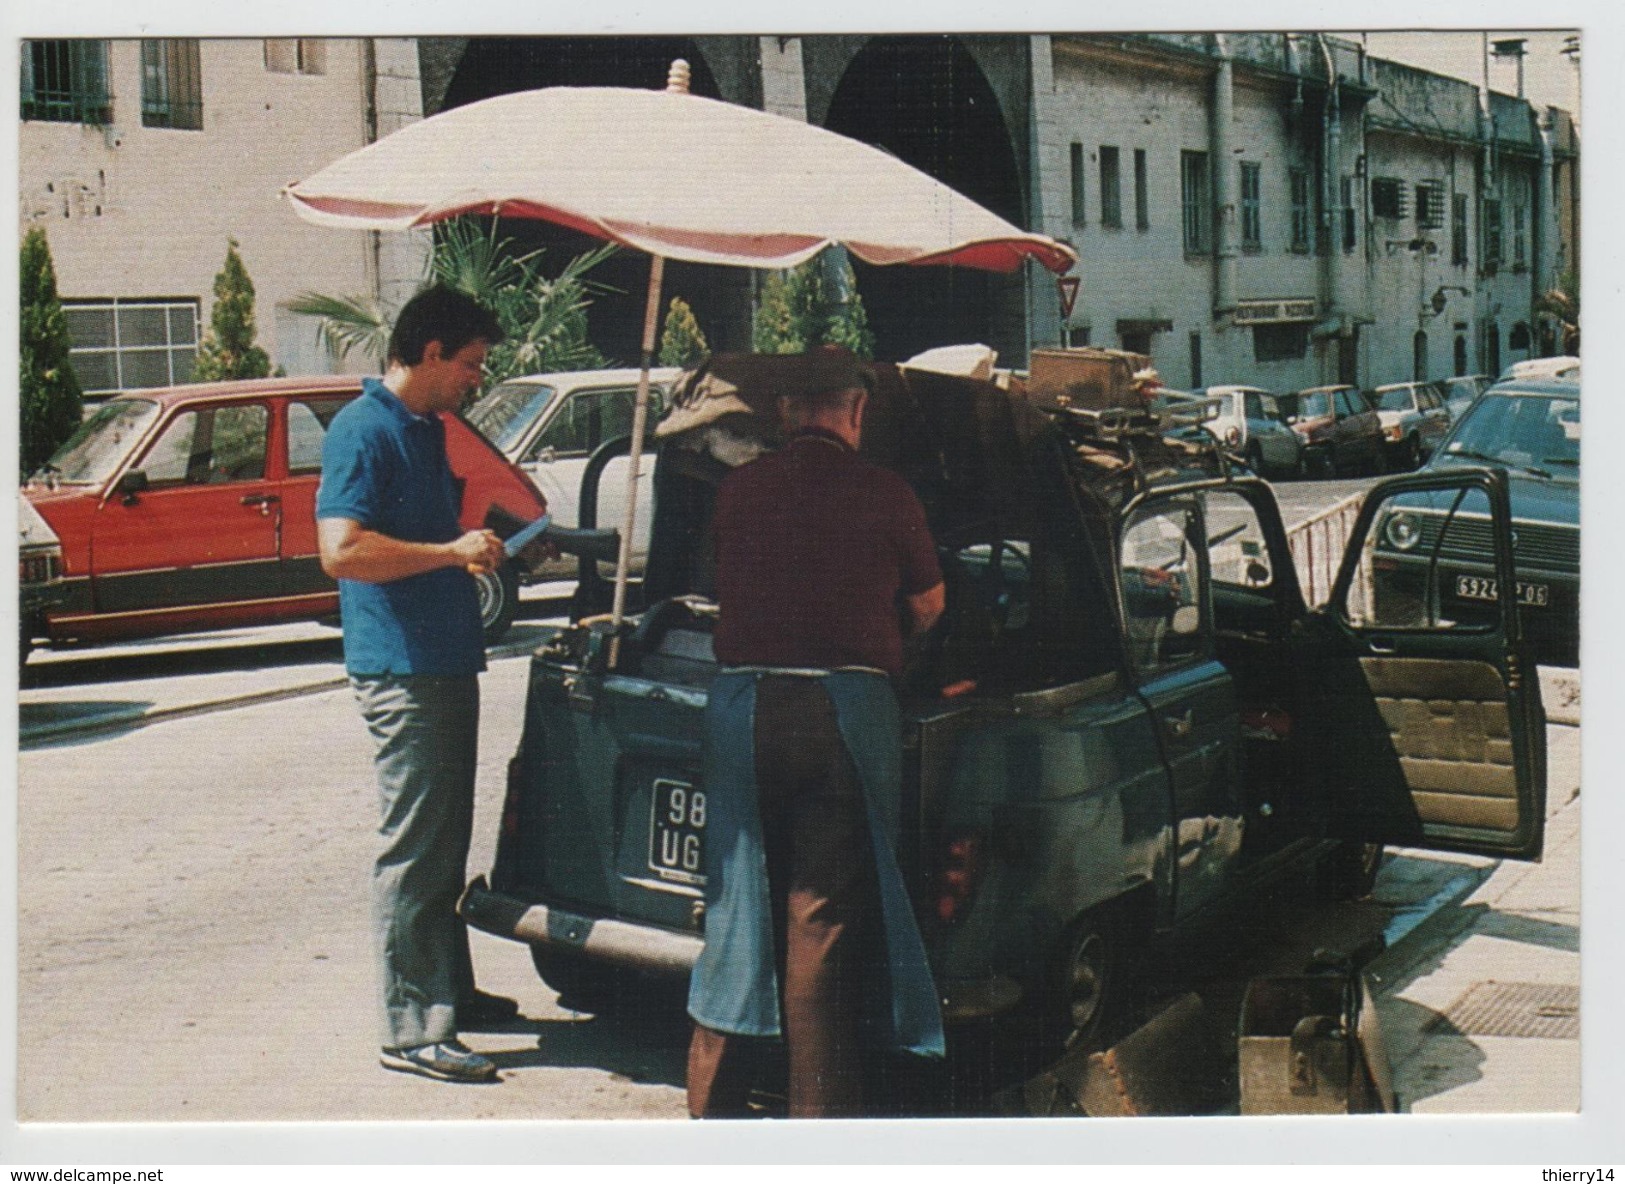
[1306,467,1547,860]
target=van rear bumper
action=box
[460,876,1026,1021]
[459,876,702,976]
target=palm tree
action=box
[287,218,617,387]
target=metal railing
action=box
[1285,492,1363,606]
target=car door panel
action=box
[1305,468,1546,859]
[91,402,281,619]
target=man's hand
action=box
[451,529,505,576]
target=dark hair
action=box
[387,286,504,366]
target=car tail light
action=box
[1384,425,1402,441]
[934,832,985,925]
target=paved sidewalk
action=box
[1369,718,1581,1113]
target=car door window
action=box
[1260,395,1282,422]
[1344,484,1502,632]
[1120,501,1207,672]
[139,404,269,485]
[1334,390,1355,418]
[287,397,352,475]
[528,387,645,460]
[1202,490,1273,591]
[1243,391,1265,420]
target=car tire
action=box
[1368,446,1388,477]
[1046,907,1139,1055]
[475,561,520,645]
[1313,840,1385,902]
[1246,442,1265,476]
[530,945,635,1013]
[1321,445,1339,479]
[1402,435,1421,471]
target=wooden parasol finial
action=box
[667,59,691,94]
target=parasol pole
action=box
[608,59,689,663]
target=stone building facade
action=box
[21,33,1577,394]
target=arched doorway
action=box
[822,37,1028,362]
[436,38,752,362]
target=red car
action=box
[1281,384,1387,478]
[22,377,548,655]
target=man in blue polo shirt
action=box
[317,286,516,1084]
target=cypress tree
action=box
[19,227,84,480]
[192,239,272,381]
[658,297,710,368]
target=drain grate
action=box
[1432,981,1580,1040]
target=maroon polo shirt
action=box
[712,428,943,679]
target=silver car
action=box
[465,367,683,578]
[1196,385,1304,479]
[1371,380,1452,469]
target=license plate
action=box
[1455,574,1550,607]
[649,777,707,886]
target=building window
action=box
[1189,332,1203,388]
[1487,322,1501,375]
[141,39,202,130]
[1513,204,1527,270]
[1370,177,1408,220]
[1340,176,1357,253]
[20,40,111,125]
[1099,146,1122,229]
[1452,193,1470,267]
[1253,323,1309,363]
[1181,151,1210,255]
[1239,162,1261,250]
[1455,334,1469,376]
[1482,197,1502,275]
[1415,181,1445,230]
[1289,168,1311,253]
[264,39,326,75]
[1413,331,1428,382]
[63,298,200,397]
[1069,142,1086,225]
[1134,149,1149,231]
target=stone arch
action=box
[818,35,1030,362]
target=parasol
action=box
[285,60,1077,646]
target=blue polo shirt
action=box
[316,378,486,677]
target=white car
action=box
[1193,385,1304,479]
[1370,380,1452,469]
[465,367,683,578]
[1500,355,1580,383]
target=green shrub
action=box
[19,227,84,481]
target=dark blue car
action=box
[1370,377,1579,666]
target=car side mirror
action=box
[536,446,557,465]
[115,469,149,503]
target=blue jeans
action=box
[352,675,480,1049]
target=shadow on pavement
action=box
[480,982,691,1090]
[21,634,344,689]
[1374,994,1488,1110]
[19,699,159,749]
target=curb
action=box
[20,639,542,747]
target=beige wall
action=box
[19,38,389,378]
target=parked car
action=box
[1280,385,1386,478]
[1439,374,1490,424]
[465,368,682,578]
[1372,376,1579,667]
[458,353,1548,1080]
[1500,355,1580,383]
[1370,381,1452,469]
[19,494,65,664]
[1194,385,1304,479]
[22,376,550,651]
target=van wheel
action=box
[1047,909,1137,1054]
[1401,435,1421,470]
[475,562,520,645]
[1319,446,1339,479]
[1245,442,1265,476]
[530,945,632,1012]
[1314,841,1385,902]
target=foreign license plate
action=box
[649,778,707,886]
[1455,574,1550,607]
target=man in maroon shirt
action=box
[686,353,946,1118]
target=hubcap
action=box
[1066,932,1108,1035]
[475,570,503,626]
